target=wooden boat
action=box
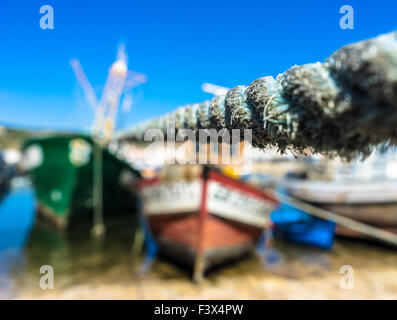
[137,166,278,281]
[21,134,141,230]
[283,149,397,239]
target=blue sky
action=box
[1,0,396,132]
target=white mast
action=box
[71,44,147,144]
[93,44,128,142]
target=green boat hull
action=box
[22,135,140,229]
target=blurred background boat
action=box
[284,147,397,241]
[137,165,278,281]
[21,134,140,230]
[271,201,336,250]
[0,44,147,234]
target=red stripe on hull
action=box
[148,213,199,249]
[148,214,262,251]
[148,213,262,268]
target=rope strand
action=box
[122,31,397,160]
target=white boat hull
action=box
[283,179,397,204]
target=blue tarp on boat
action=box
[271,202,336,250]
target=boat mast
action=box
[92,44,129,143]
[71,44,146,238]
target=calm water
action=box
[1,216,397,299]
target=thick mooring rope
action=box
[124,31,397,159]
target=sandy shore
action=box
[3,239,397,300]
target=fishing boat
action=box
[244,173,336,249]
[283,148,397,239]
[16,43,147,231]
[137,165,278,281]
[21,134,140,230]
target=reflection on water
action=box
[1,216,397,299]
[0,248,26,299]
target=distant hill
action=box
[0,124,82,150]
